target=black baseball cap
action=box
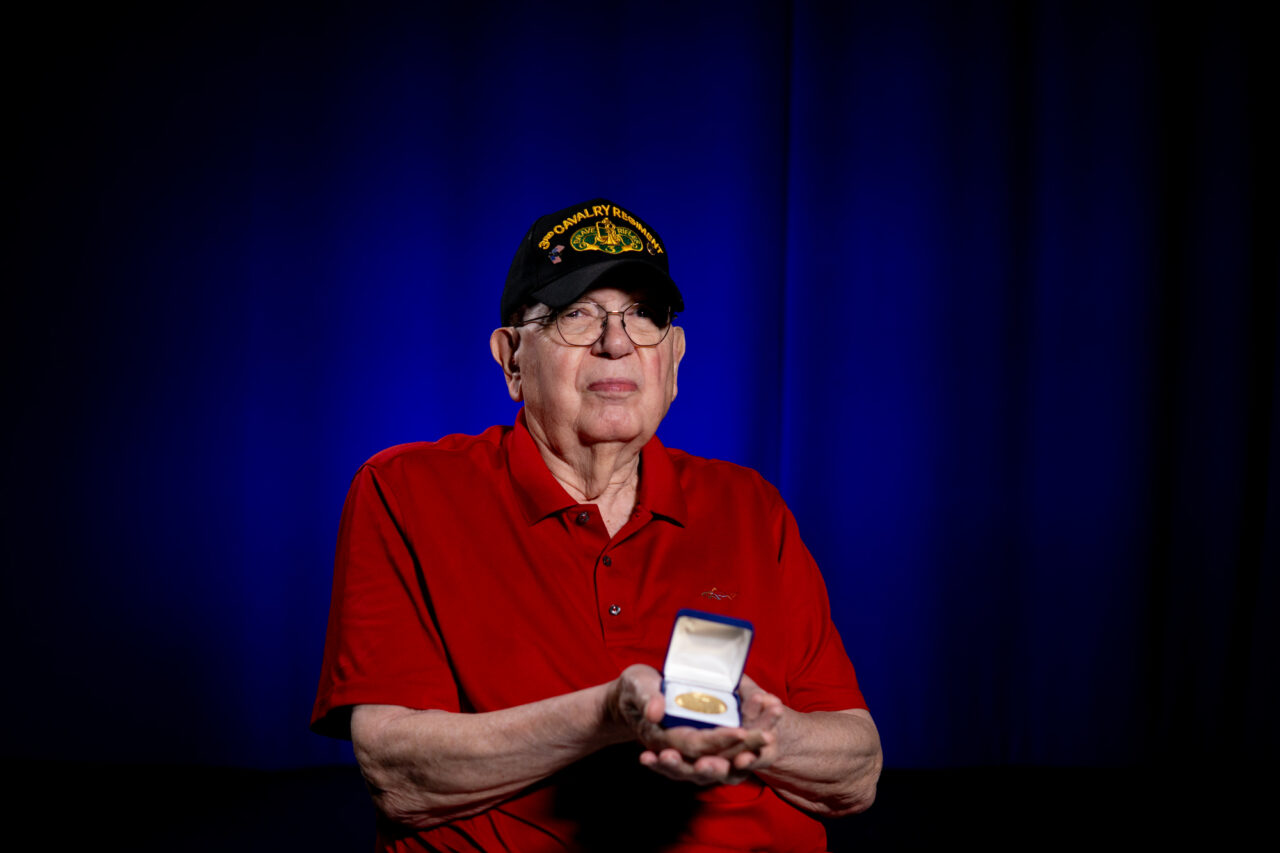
[500,198,684,325]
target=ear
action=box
[670,325,686,401]
[490,327,523,402]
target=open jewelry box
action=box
[660,609,755,729]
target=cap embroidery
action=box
[570,217,643,255]
[548,244,565,264]
[536,204,664,254]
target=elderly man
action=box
[312,198,881,852]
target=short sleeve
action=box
[310,463,461,738]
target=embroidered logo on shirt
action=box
[700,587,737,601]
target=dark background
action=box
[7,0,1275,847]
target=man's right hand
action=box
[606,663,775,786]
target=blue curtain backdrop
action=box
[6,1,1275,772]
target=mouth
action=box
[587,378,639,394]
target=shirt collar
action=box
[507,409,688,528]
[634,432,688,527]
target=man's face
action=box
[491,285,686,453]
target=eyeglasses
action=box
[518,301,675,347]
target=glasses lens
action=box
[622,303,669,345]
[556,303,604,344]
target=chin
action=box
[581,427,647,445]
[579,413,650,445]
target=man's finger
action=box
[665,726,747,757]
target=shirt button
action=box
[602,555,612,567]
[575,511,590,526]
[609,604,621,616]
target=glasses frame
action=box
[516,301,676,348]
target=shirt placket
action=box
[564,504,651,648]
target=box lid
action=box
[662,609,754,693]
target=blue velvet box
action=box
[660,609,755,729]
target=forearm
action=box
[351,683,630,828]
[756,708,882,816]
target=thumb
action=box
[646,690,667,724]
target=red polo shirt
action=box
[313,412,866,852]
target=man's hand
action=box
[607,664,778,786]
[608,666,881,813]
[351,667,878,828]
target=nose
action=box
[592,311,635,358]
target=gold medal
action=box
[674,691,727,715]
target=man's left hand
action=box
[627,669,785,786]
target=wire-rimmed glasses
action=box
[518,301,674,347]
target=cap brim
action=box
[530,259,684,313]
